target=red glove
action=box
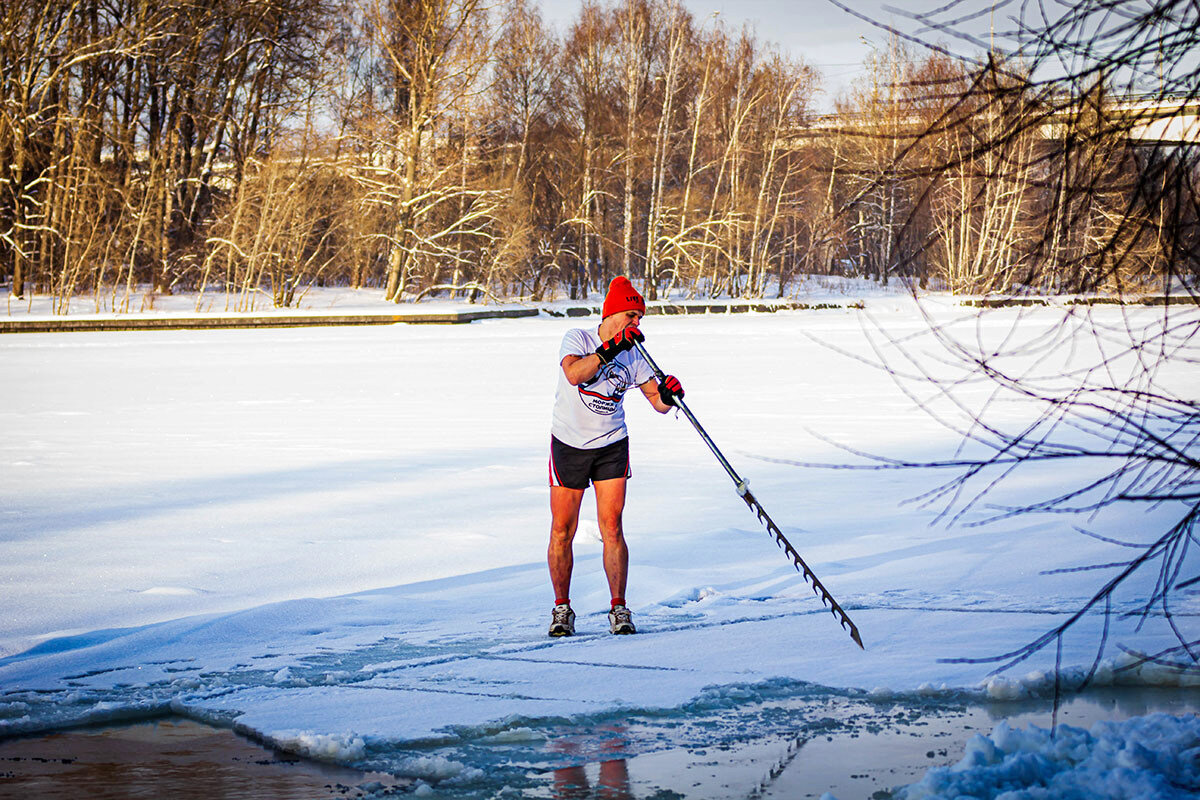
[658,374,684,406]
[595,327,644,364]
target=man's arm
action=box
[561,353,603,386]
[562,327,644,385]
[640,379,673,414]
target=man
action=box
[547,276,685,637]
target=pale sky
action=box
[534,2,1194,106]
[533,1,1003,109]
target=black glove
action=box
[658,374,684,406]
[595,327,644,364]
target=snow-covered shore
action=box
[894,713,1200,800]
[1,293,1197,796]
[1,277,899,320]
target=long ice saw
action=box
[635,340,864,649]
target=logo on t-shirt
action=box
[578,362,633,416]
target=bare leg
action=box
[549,486,585,602]
[593,477,628,602]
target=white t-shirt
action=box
[551,327,656,449]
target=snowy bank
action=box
[893,713,1200,800]
[1,277,904,321]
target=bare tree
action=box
[1,0,339,309]
[491,0,558,195]
[485,0,561,298]
[613,0,654,282]
[837,34,925,287]
[560,0,617,298]
[922,58,1041,293]
[358,0,489,302]
[827,0,1200,690]
[642,0,689,299]
[743,52,816,298]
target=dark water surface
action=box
[0,717,404,799]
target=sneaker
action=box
[608,604,636,635]
[548,603,575,637]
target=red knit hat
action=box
[601,276,646,319]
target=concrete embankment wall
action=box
[0,300,849,334]
[1,295,1193,334]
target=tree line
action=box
[2,0,1197,312]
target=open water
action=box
[0,687,1196,799]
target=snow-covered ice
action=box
[896,713,1200,800]
[1,292,1197,796]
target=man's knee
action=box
[549,523,577,546]
[597,515,624,541]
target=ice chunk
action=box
[895,713,1200,799]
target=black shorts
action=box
[549,435,631,490]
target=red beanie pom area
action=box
[601,276,646,319]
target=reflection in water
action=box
[553,761,632,800]
[550,725,633,800]
[535,688,1200,800]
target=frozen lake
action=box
[2,297,1198,797]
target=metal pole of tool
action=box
[635,341,863,649]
